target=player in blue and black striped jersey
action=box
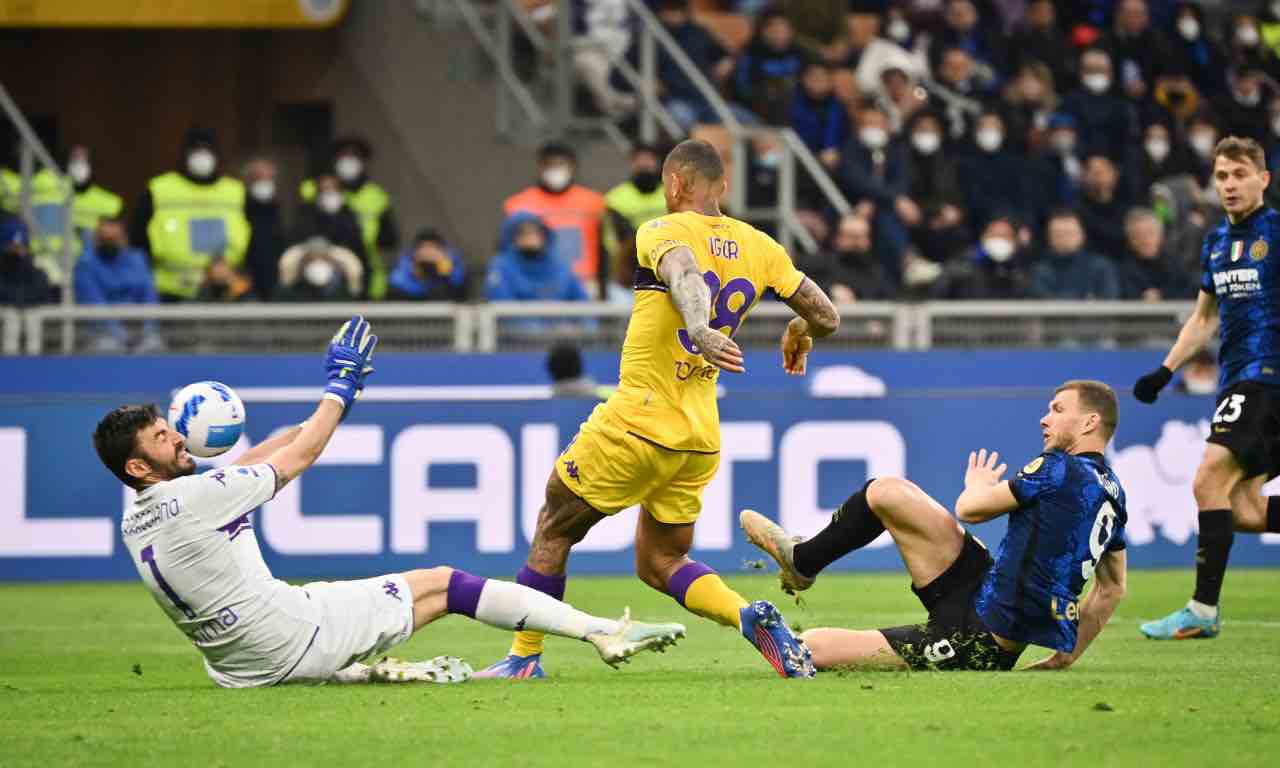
[740,380,1128,671]
[1133,136,1280,640]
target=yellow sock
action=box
[682,574,749,630]
[510,630,545,658]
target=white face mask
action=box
[187,149,216,177]
[975,129,1003,152]
[67,159,91,185]
[1236,88,1261,106]
[887,19,910,42]
[1082,73,1111,94]
[249,179,275,203]
[541,165,572,191]
[303,258,337,287]
[1184,374,1218,396]
[1237,25,1260,47]
[911,132,941,155]
[981,236,1015,262]
[1190,132,1216,158]
[318,190,343,214]
[1177,17,1199,41]
[1145,137,1170,162]
[859,126,888,150]
[335,155,363,183]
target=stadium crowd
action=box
[2,0,1278,315]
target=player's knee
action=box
[865,476,911,512]
[633,552,672,591]
[405,566,453,598]
[1193,458,1236,507]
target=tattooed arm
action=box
[657,245,745,373]
[780,277,840,375]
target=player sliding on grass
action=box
[1132,136,1280,640]
[93,316,684,688]
[479,139,840,679]
[742,381,1128,672]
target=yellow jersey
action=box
[606,210,805,453]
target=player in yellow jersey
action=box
[477,139,840,679]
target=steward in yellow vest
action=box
[29,147,124,285]
[299,136,399,299]
[601,143,667,302]
[130,128,251,301]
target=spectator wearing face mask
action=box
[904,111,968,263]
[931,216,1033,300]
[29,145,123,288]
[300,137,399,300]
[1077,153,1131,262]
[1225,13,1278,80]
[1117,207,1193,301]
[957,110,1035,232]
[503,142,606,297]
[387,229,466,302]
[275,238,364,302]
[1214,66,1271,144]
[1175,348,1219,396]
[1185,112,1220,188]
[486,211,589,303]
[1136,119,1196,198]
[1171,3,1226,96]
[801,212,895,303]
[1031,209,1120,300]
[242,157,284,302]
[840,104,916,285]
[129,127,252,302]
[602,144,666,304]
[1059,48,1140,163]
[293,173,368,288]
[73,216,162,352]
[0,215,52,306]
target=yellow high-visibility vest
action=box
[147,171,250,299]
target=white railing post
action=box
[23,308,44,356]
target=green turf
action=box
[1,570,1277,767]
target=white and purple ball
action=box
[168,381,245,458]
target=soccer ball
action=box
[168,381,246,458]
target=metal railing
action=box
[0,81,75,345]
[12,300,1194,355]
[435,0,852,255]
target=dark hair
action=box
[538,141,576,163]
[664,138,725,182]
[546,341,584,382]
[1214,135,1267,172]
[1055,380,1119,441]
[333,135,373,159]
[93,404,160,489]
[413,227,447,247]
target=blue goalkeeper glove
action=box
[324,315,378,414]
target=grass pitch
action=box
[1,570,1277,768]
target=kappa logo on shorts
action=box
[382,580,402,601]
[563,459,580,481]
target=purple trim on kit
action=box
[216,512,252,541]
[446,570,488,618]
[274,627,320,686]
[517,565,565,601]
[666,562,716,606]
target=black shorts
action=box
[879,534,1023,672]
[1207,381,1280,480]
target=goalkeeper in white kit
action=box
[93,316,684,687]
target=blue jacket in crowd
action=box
[387,244,466,301]
[74,243,158,306]
[485,212,588,302]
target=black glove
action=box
[1133,365,1173,403]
